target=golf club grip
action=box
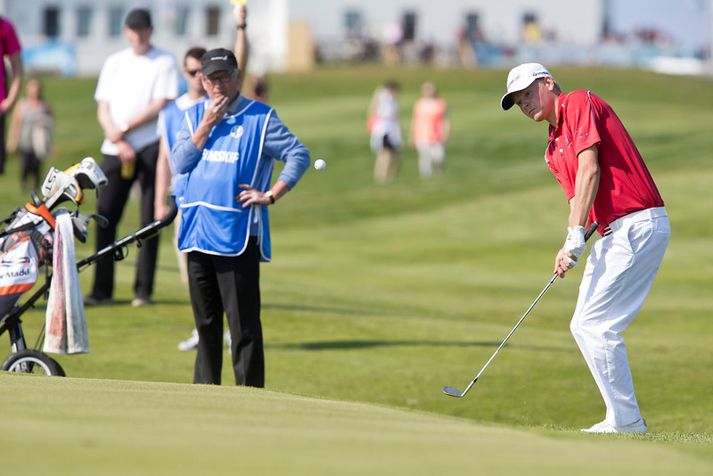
[584,221,600,241]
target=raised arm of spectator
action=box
[0,53,23,115]
[234,4,249,90]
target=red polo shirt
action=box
[545,90,664,231]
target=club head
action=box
[442,386,464,398]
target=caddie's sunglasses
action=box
[186,69,201,77]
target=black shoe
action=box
[84,295,114,306]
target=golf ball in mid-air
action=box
[314,159,327,171]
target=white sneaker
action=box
[581,418,649,434]
[177,329,199,351]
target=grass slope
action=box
[1,374,711,476]
[1,66,712,466]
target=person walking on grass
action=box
[7,78,54,191]
[501,63,669,434]
[368,80,402,184]
[87,8,179,307]
[409,81,449,179]
[172,49,310,386]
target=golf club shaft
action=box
[448,221,600,398]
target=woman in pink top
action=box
[0,16,23,175]
[410,82,449,178]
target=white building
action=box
[0,0,289,75]
[1,0,604,75]
[292,0,601,46]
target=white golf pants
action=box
[570,207,670,426]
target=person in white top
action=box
[86,8,179,307]
[368,80,402,184]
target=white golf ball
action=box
[314,159,327,171]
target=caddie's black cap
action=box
[201,48,239,77]
[125,8,152,30]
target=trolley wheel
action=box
[1,350,66,377]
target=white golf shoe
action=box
[581,418,649,434]
[177,329,231,351]
[177,330,199,351]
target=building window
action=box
[402,11,417,42]
[109,6,125,38]
[521,12,542,44]
[206,6,220,36]
[464,12,484,42]
[174,6,190,36]
[344,9,363,38]
[77,6,93,38]
[43,6,61,39]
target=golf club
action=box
[443,221,600,398]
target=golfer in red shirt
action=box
[501,63,670,433]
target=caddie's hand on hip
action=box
[237,184,272,208]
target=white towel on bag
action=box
[43,211,88,354]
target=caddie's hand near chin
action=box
[563,225,586,258]
[204,96,230,126]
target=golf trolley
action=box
[0,157,176,376]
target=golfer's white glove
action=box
[563,225,586,259]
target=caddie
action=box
[171,48,310,387]
[501,63,670,433]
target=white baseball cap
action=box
[500,63,553,110]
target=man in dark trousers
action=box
[172,49,310,386]
[88,9,179,306]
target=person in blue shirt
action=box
[171,48,310,386]
[154,4,249,352]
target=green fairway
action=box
[1,66,712,471]
[1,375,711,476]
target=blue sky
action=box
[610,0,710,51]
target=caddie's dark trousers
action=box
[187,240,264,387]
[91,142,159,300]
